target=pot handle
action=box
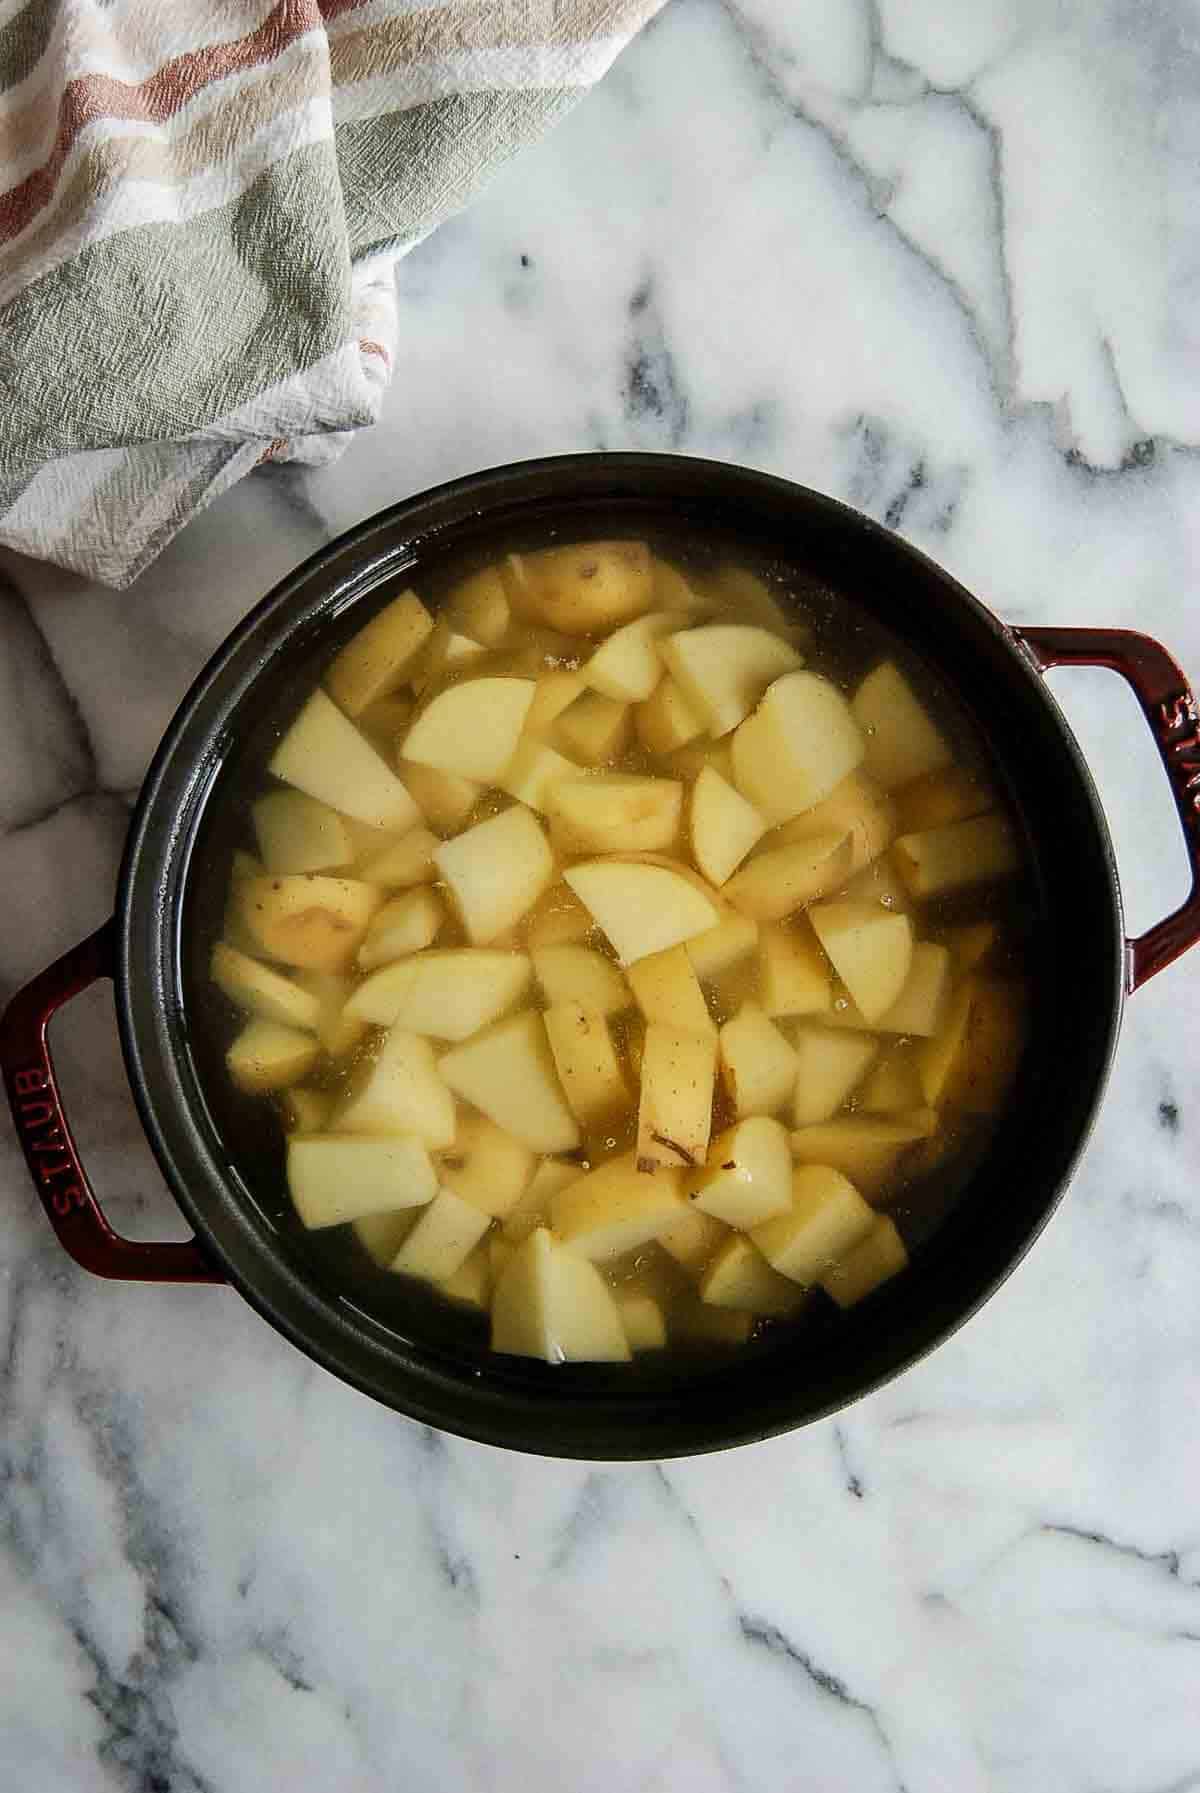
[1014,625,1200,992]
[0,920,223,1282]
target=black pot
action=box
[5,455,1199,1458]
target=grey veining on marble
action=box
[2,2,1200,1788]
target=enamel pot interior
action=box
[116,455,1124,1457]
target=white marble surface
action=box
[3,1,1200,1786]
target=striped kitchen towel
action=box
[0,0,663,587]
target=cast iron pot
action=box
[4,455,1199,1458]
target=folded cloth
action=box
[0,0,663,587]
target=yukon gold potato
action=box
[719,1002,797,1119]
[877,942,951,1037]
[411,623,489,697]
[582,611,679,702]
[852,660,951,791]
[543,1003,629,1129]
[281,1086,333,1133]
[751,1165,875,1284]
[652,558,711,614]
[439,1243,492,1310]
[723,830,852,922]
[893,814,1019,898]
[347,948,530,1038]
[635,676,705,755]
[820,1216,908,1307]
[444,565,511,647]
[838,854,912,916]
[231,849,263,883]
[915,984,972,1106]
[790,1112,936,1190]
[353,1209,418,1267]
[392,1189,493,1283]
[666,736,735,785]
[808,901,914,1024]
[894,766,992,834]
[564,860,719,964]
[398,761,481,832]
[402,677,534,783]
[438,1010,580,1152]
[547,774,682,854]
[357,887,444,970]
[325,591,433,716]
[525,668,586,736]
[771,770,895,876]
[627,945,713,1035]
[555,692,632,765]
[294,970,367,1057]
[661,624,803,737]
[502,1156,581,1243]
[551,1153,687,1261]
[491,1229,631,1362]
[227,1019,318,1094]
[236,874,381,972]
[211,943,321,1031]
[757,922,830,1018]
[270,689,420,832]
[688,1115,792,1228]
[358,694,414,744]
[790,1022,878,1125]
[357,826,438,888]
[440,1109,535,1218]
[690,766,767,887]
[332,1027,456,1147]
[500,738,582,813]
[435,804,553,944]
[731,672,865,822]
[656,1204,728,1277]
[700,1235,806,1316]
[488,1235,515,1285]
[617,1293,668,1350]
[859,1048,925,1114]
[504,541,653,636]
[636,1024,717,1172]
[686,909,759,981]
[252,790,353,875]
[288,1134,437,1229]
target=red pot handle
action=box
[0,920,223,1282]
[1014,625,1200,992]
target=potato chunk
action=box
[531,945,630,1016]
[877,941,951,1037]
[555,692,632,765]
[893,766,992,834]
[357,888,444,969]
[332,1028,456,1148]
[288,1135,437,1228]
[491,1229,631,1361]
[661,624,803,737]
[751,1166,875,1283]
[236,875,380,972]
[820,1215,909,1307]
[403,677,535,783]
[687,1115,792,1228]
[859,1048,925,1114]
[719,1003,797,1119]
[723,831,853,921]
[505,541,653,636]
[211,943,320,1031]
[731,672,865,821]
[771,770,895,876]
[294,970,367,1057]
[581,611,678,702]
[893,814,1019,898]
[399,762,481,832]
[789,1112,936,1190]
[617,1294,668,1350]
[347,948,531,1038]
[852,661,951,790]
[635,676,706,754]
[685,910,759,981]
[226,1019,318,1094]
[656,1204,728,1277]
[252,791,353,875]
[790,1022,878,1126]
[270,689,420,832]
[444,565,511,647]
[808,902,914,1024]
[391,1189,492,1282]
[627,945,714,1035]
[690,766,767,887]
[438,1010,580,1152]
[525,669,587,736]
[357,826,438,888]
[500,739,582,813]
[325,590,434,716]
[700,1235,806,1315]
[548,775,683,854]
[543,1003,629,1129]
[501,1156,582,1243]
[440,1109,534,1218]
[636,1024,717,1172]
[757,923,830,1018]
[435,805,554,943]
[551,1154,687,1261]
[564,860,719,964]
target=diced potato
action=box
[392,1189,492,1282]
[532,945,631,1016]
[270,689,421,832]
[504,541,654,636]
[771,770,895,876]
[838,854,912,915]
[357,826,438,887]
[325,590,433,715]
[230,849,263,883]
[524,883,595,949]
[543,1004,630,1129]
[281,1086,333,1133]
[893,815,1019,898]
[288,1134,437,1228]
[700,1235,806,1316]
[444,565,511,646]
[347,948,530,1038]
[690,766,767,887]
[547,774,683,854]
[502,1157,581,1243]
[946,921,997,975]
[635,676,706,754]
[399,761,481,832]
[877,942,951,1037]
[294,970,367,1057]
[438,1010,580,1152]
[859,1047,925,1113]
[688,1115,792,1227]
[731,672,865,821]
[752,1165,875,1283]
[686,910,759,981]
[357,694,414,744]
[402,677,535,783]
[627,945,714,1035]
[551,1154,687,1261]
[790,1023,878,1125]
[252,790,354,875]
[652,558,711,614]
[757,922,830,1018]
[719,1003,797,1118]
[411,623,490,698]
[525,668,587,736]
[915,984,972,1105]
[491,1229,631,1361]
[582,611,680,702]
[956,979,1025,1113]
[666,737,735,784]
[661,624,803,737]
[852,661,951,791]
[439,1242,493,1310]
[357,887,444,970]
[555,692,633,766]
[564,860,720,964]
[332,1028,456,1147]
[354,1209,419,1266]
[656,1204,728,1277]
[635,1024,717,1173]
[235,875,381,972]
[439,1109,535,1217]
[820,1215,909,1307]
[488,1234,515,1284]
[211,942,321,1031]
[705,563,805,639]
[434,805,554,944]
[893,766,992,834]
[500,739,583,813]
[723,831,853,921]
[227,1019,318,1094]
[789,1112,936,1190]
[617,1293,668,1350]
[808,902,914,1024]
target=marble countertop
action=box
[3,2,1200,1787]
